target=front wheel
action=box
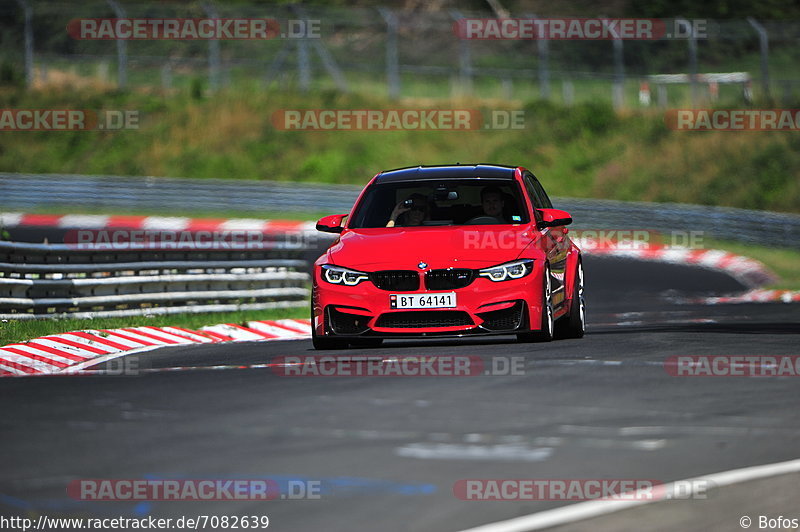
[517,264,554,343]
[555,260,585,339]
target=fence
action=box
[0,239,310,319]
[1,3,800,107]
[2,172,798,249]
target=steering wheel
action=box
[465,215,502,225]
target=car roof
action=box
[375,164,518,183]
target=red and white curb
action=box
[3,212,795,312]
[583,244,778,289]
[691,288,800,305]
[0,210,781,288]
[0,319,311,377]
[0,212,316,234]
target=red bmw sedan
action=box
[312,164,584,349]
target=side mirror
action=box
[316,214,348,234]
[537,208,573,230]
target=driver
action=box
[480,186,506,222]
[386,193,429,227]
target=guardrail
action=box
[0,172,362,214]
[2,172,799,248]
[559,197,800,249]
[0,240,311,320]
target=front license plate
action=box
[390,292,457,309]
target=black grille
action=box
[375,311,473,329]
[477,301,524,331]
[328,307,371,335]
[425,268,475,290]
[370,270,419,291]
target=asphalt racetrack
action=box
[2,255,799,531]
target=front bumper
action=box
[313,267,543,338]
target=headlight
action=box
[321,264,370,286]
[478,259,534,282]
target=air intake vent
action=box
[328,307,371,335]
[425,268,474,290]
[370,270,419,291]
[477,301,524,331]
[375,311,473,329]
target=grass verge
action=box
[1,86,798,214]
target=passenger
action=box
[480,186,506,222]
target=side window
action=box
[531,175,553,209]
[522,173,544,222]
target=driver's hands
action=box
[389,201,410,224]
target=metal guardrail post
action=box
[378,7,400,100]
[289,4,312,92]
[603,17,625,110]
[291,4,347,92]
[264,41,290,88]
[450,10,473,95]
[203,3,221,92]
[297,37,311,91]
[676,18,699,107]
[309,37,348,92]
[747,17,770,99]
[529,14,550,100]
[13,0,34,88]
[161,63,173,90]
[106,0,127,89]
[562,80,574,106]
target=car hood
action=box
[325,226,535,270]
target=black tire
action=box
[555,260,585,339]
[517,263,554,343]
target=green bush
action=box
[0,86,797,214]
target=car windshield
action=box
[348,179,529,228]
